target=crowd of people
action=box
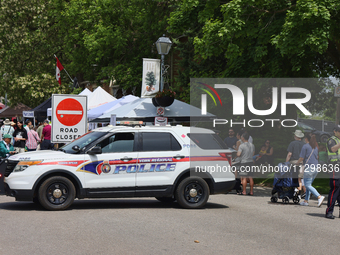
[224,126,340,219]
[0,118,53,158]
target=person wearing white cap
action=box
[0,119,15,140]
[286,129,306,196]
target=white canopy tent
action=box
[79,88,93,96]
[87,95,139,119]
[91,98,215,123]
[88,86,116,110]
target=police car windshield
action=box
[60,131,105,154]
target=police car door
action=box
[136,131,187,188]
[83,131,138,190]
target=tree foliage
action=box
[0,0,69,107]
[168,0,340,116]
[0,0,173,107]
[0,0,339,120]
[55,0,171,90]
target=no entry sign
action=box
[52,95,87,143]
[56,98,83,126]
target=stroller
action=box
[270,162,300,204]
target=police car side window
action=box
[98,132,135,153]
[141,132,181,151]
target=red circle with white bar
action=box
[56,98,83,126]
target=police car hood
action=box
[8,150,72,162]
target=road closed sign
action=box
[52,94,87,143]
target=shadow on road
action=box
[306,213,328,218]
[228,185,273,198]
[0,199,229,211]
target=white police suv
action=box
[0,125,235,210]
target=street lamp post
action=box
[155,34,172,92]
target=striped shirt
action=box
[1,125,14,138]
[26,129,41,149]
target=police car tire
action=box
[175,177,210,209]
[38,176,76,211]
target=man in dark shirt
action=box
[286,130,305,195]
[286,130,305,162]
[224,128,238,149]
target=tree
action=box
[0,0,174,107]
[168,0,340,118]
[56,0,173,93]
[0,0,70,107]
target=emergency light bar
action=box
[116,121,144,126]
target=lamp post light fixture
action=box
[155,34,172,92]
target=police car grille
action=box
[5,160,19,177]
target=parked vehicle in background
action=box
[297,122,331,143]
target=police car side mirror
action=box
[72,145,80,152]
[87,146,102,155]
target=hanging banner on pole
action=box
[141,58,160,98]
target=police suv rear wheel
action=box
[175,177,210,209]
[38,176,75,211]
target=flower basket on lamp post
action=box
[152,97,160,107]
[155,96,174,107]
[154,89,176,107]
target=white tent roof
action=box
[88,86,116,110]
[87,95,139,119]
[94,98,215,121]
[79,88,93,96]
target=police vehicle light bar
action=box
[116,121,143,126]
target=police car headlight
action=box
[13,160,43,172]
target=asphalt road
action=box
[0,186,339,255]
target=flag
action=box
[56,57,64,85]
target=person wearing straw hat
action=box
[286,129,306,196]
[0,134,15,158]
[0,119,15,140]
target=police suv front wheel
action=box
[38,176,76,211]
[175,177,210,209]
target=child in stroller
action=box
[271,162,300,204]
